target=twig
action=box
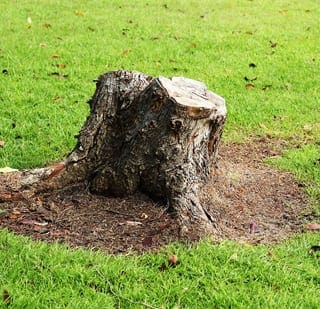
[94,268,160,309]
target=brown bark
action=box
[37,70,227,235]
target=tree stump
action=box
[41,70,227,235]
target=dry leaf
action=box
[50,72,68,79]
[303,124,313,132]
[267,251,274,257]
[56,63,66,69]
[3,289,11,305]
[307,223,320,230]
[74,10,85,16]
[53,96,62,102]
[230,252,238,260]
[168,254,179,266]
[270,41,277,48]
[262,84,272,91]
[259,123,268,129]
[245,83,255,89]
[122,50,130,56]
[10,209,21,219]
[0,167,18,173]
[39,43,46,48]
[51,54,59,59]
[249,222,259,234]
[0,140,5,148]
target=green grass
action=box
[1,0,319,168]
[0,0,319,308]
[0,229,319,308]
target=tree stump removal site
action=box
[11,70,227,236]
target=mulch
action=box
[0,138,314,254]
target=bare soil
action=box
[0,139,312,253]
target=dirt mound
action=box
[0,140,311,253]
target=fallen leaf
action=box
[243,243,252,248]
[270,41,277,48]
[0,140,5,147]
[159,263,167,271]
[39,43,46,48]
[50,72,68,79]
[122,50,130,56]
[267,251,274,257]
[249,222,259,234]
[156,61,161,66]
[283,83,292,90]
[53,96,62,102]
[245,83,255,89]
[303,124,313,132]
[43,23,51,28]
[33,225,48,232]
[10,209,21,219]
[74,10,85,16]
[168,254,179,266]
[0,167,18,173]
[244,76,257,82]
[307,223,320,230]
[259,123,268,129]
[309,245,320,253]
[262,84,272,91]
[55,63,66,69]
[229,252,238,260]
[3,289,11,305]
[51,54,59,59]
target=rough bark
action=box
[38,70,227,235]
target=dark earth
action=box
[0,138,314,254]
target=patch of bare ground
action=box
[0,138,311,253]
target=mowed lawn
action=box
[0,0,319,308]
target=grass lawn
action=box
[0,0,319,308]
